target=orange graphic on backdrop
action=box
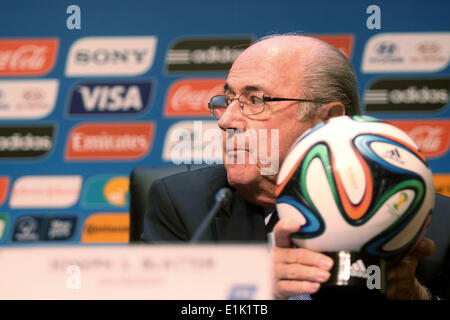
[65,122,155,161]
[434,174,450,197]
[81,213,129,243]
[0,39,58,76]
[388,120,450,158]
[165,79,225,117]
[312,35,354,58]
[0,177,9,206]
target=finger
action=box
[423,215,432,230]
[388,259,418,281]
[409,238,435,259]
[387,283,397,299]
[275,263,331,283]
[273,218,303,248]
[272,247,334,270]
[275,280,321,298]
[388,277,427,300]
[387,281,411,300]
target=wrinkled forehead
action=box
[226,38,317,94]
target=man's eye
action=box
[250,95,264,105]
[224,97,232,106]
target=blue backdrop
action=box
[0,0,449,245]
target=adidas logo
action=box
[350,259,370,279]
[383,148,405,164]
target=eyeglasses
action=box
[208,92,322,118]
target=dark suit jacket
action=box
[142,165,267,242]
[141,165,449,298]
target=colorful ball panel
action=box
[276,116,434,261]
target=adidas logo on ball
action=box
[350,259,370,279]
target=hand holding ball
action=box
[276,116,434,298]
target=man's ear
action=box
[320,102,345,121]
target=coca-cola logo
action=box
[389,120,450,158]
[0,39,58,76]
[408,126,443,153]
[4,45,47,70]
[0,177,9,207]
[165,79,225,117]
[172,84,223,111]
[310,35,354,58]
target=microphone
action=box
[189,187,232,243]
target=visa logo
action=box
[79,85,142,111]
[68,81,153,115]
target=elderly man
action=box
[142,34,436,300]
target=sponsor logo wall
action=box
[164,78,224,117]
[166,38,252,72]
[0,2,449,245]
[0,79,58,119]
[65,37,157,77]
[387,119,450,158]
[81,213,129,243]
[67,80,153,116]
[12,215,77,242]
[65,122,155,161]
[364,79,449,112]
[0,125,55,158]
[0,39,58,76]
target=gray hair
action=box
[254,34,361,120]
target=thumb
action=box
[273,218,303,248]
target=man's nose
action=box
[218,100,245,131]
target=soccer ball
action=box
[276,116,434,262]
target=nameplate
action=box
[0,245,272,299]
